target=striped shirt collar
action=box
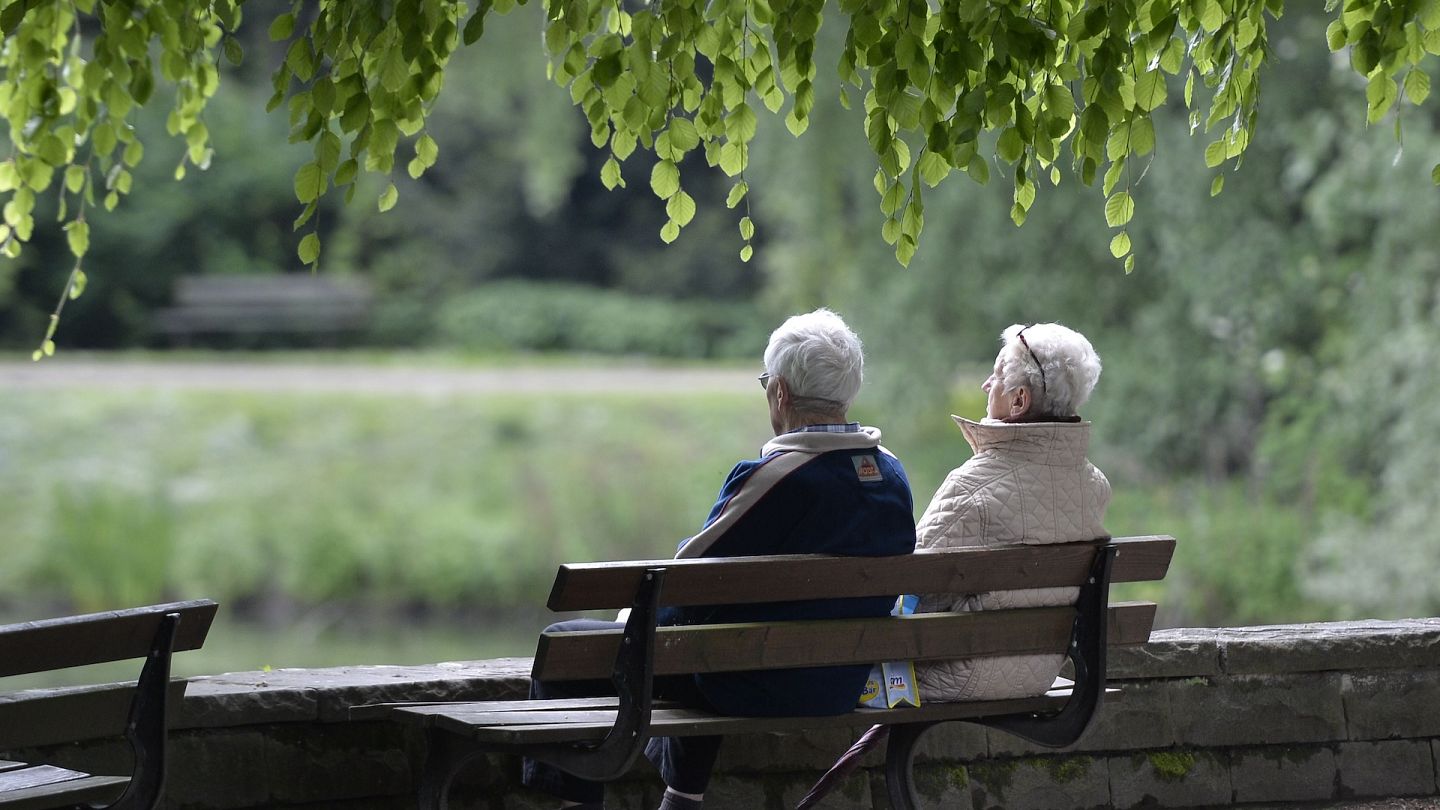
[786,422,862,435]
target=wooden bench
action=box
[0,600,218,810]
[152,276,372,343]
[356,535,1174,809]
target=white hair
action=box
[763,308,864,409]
[998,322,1101,418]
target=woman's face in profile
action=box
[982,355,1008,420]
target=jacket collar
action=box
[763,425,883,456]
[951,415,1092,466]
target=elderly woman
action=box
[523,308,916,810]
[914,322,1110,702]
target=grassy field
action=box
[0,355,1342,678]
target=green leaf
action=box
[64,166,87,194]
[725,103,759,143]
[1326,20,1347,51]
[269,13,296,41]
[70,269,87,300]
[717,143,745,176]
[463,1,490,45]
[601,156,623,190]
[316,132,342,173]
[65,220,89,258]
[1131,117,1156,156]
[298,232,321,264]
[739,216,755,240]
[881,217,901,245]
[668,118,700,152]
[378,182,399,212]
[1405,70,1431,105]
[666,190,696,226]
[1109,230,1131,258]
[997,128,1024,163]
[918,151,950,187]
[739,244,754,263]
[294,162,324,204]
[660,221,680,243]
[1134,71,1167,112]
[726,181,748,208]
[1105,191,1135,227]
[650,160,680,198]
[224,37,245,65]
[1204,139,1227,168]
[1210,174,1225,196]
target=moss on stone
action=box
[913,763,968,802]
[1042,756,1091,783]
[1148,750,1197,782]
[969,759,1018,800]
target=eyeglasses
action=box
[758,372,772,390]
[1017,327,1047,393]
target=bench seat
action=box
[360,535,1174,809]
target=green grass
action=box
[0,357,1346,678]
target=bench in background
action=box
[153,276,372,344]
[0,600,218,810]
[356,535,1175,809]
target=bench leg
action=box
[975,544,1118,748]
[884,722,937,810]
[522,568,664,782]
[107,611,180,810]
[418,730,491,810]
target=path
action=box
[0,357,755,395]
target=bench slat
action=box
[405,685,1120,745]
[0,767,127,810]
[533,601,1156,682]
[546,535,1174,611]
[0,600,217,678]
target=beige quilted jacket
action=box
[914,416,1111,702]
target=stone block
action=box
[1219,620,1440,676]
[1108,750,1231,809]
[714,728,861,772]
[776,769,875,809]
[986,679,1174,758]
[696,774,770,808]
[913,719,989,763]
[1343,670,1440,740]
[1337,739,1436,798]
[1110,629,1222,680]
[166,728,274,808]
[970,756,1110,810]
[1168,673,1345,747]
[1435,739,1440,793]
[910,761,976,809]
[1229,745,1337,804]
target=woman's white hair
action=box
[998,322,1101,418]
[763,308,864,410]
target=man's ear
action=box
[1008,385,1032,420]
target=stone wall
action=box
[5,620,1440,809]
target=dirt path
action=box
[0,357,756,395]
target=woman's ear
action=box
[1008,385,1032,420]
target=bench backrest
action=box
[0,600,218,679]
[534,536,1173,681]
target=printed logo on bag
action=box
[860,677,881,703]
[852,454,883,482]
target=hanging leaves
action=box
[7,0,1440,354]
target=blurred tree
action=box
[4,0,1440,353]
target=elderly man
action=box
[914,321,1111,702]
[523,308,916,810]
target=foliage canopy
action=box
[2,0,1439,356]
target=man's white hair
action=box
[763,308,864,409]
[998,322,1101,418]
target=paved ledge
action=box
[3,621,1440,809]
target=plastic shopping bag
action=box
[858,594,921,709]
